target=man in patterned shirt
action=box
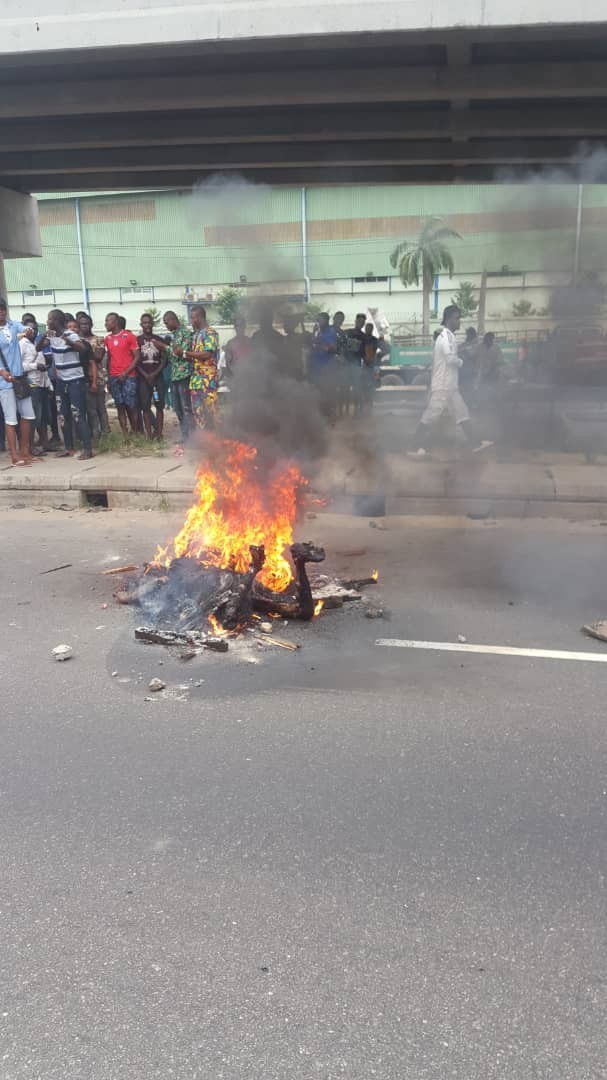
[163,310,193,443]
[184,304,219,431]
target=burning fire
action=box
[155,436,304,593]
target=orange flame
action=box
[313,599,324,617]
[372,569,379,581]
[208,613,230,637]
[155,436,304,593]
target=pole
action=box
[573,183,583,288]
[74,197,89,311]
[0,252,7,310]
[301,186,310,302]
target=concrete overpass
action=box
[1,0,607,269]
[0,0,607,191]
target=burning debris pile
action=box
[117,436,377,653]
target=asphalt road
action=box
[1,507,607,1079]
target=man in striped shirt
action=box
[40,309,93,459]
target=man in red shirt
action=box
[104,312,140,435]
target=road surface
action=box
[1,507,606,1079]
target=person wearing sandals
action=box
[0,298,35,466]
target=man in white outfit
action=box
[409,304,493,458]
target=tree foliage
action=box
[451,281,478,318]
[215,286,243,324]
[512,299,536,317]
[390,217,461,335]
[143,306,163,329]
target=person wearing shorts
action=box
[136,313,167,440]
[104,312,140,436]
[0,298,35,466]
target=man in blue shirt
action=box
[0,298,35,465]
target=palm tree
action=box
[390,217,462,338]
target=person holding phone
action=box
[38,309,93,459]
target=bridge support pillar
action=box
[0,188,41,308]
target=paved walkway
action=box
[1,445,605,519]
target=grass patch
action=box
[96,431,167,457]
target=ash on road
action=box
[1,507,607,1080]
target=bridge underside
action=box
[1,25,607,191]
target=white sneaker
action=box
[407,448,429,459]
[472,440,494,453]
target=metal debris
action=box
[135,626,229,653]
[255,635,300,652]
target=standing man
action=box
[40,309,93,459]
[104,312,140,437]
[280,314,308,381]
[78,313,110,439]
[332,311,348,415]
[163,310,193,445]
[345,313,366,414]
[477,332,503,387]
[361,321,380,412]
[137,313,167,440]
[0,298,35,466]
[459,326,480,398]
[251,304,286,367]
[310,312,338,420]
[409,305,493,458]
[184,304,219,431]
[224,316,253,376]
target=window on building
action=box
[119,286,155,302]
[22,289,55,304]
[353,275,389,284]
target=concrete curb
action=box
[0,454,605,519]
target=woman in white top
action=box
[20,325,53,453]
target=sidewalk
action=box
[1,446,606,520]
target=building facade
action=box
[5,183,606,335]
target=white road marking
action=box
[376,639,607,664]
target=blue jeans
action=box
[57,377,92,451]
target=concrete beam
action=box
[2,139,604,176]
[0,104,604,154]
[0,108,454,150]
[0,187,40,257]
[1,62,607,119]
[1,164,591,192]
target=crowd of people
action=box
[0,301,387,465]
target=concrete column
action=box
[0,188,41,316]
[0,187,40,258]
